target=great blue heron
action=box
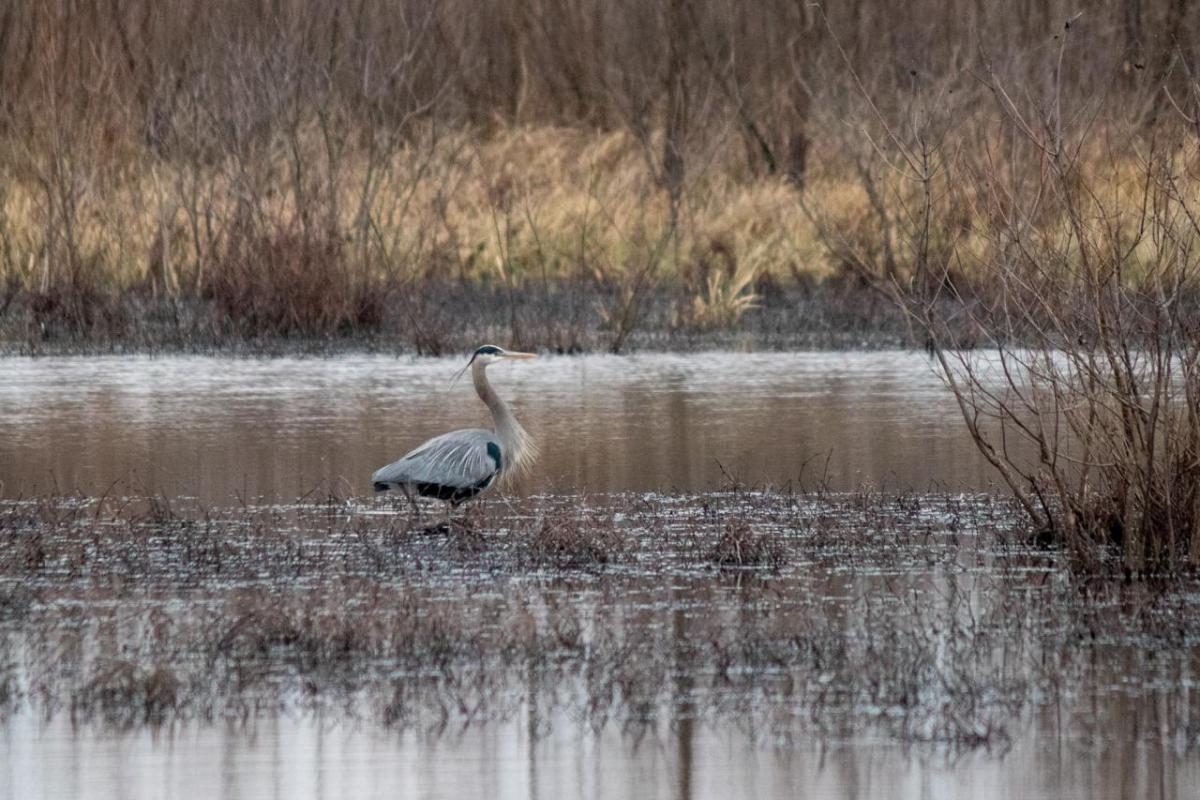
[371,345,538,513]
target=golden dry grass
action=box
[0,124,839,294]
[1,114,1195,341]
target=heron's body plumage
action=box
[371,428,502,505]
[371,345,537,508]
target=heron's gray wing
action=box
[372,428,502,491]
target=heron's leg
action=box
[398,484,422,520]
[455,502,480,534]
[414,501,455,535]
[445,499,481,534]
[443,500,463,530]
[449,500,468,530]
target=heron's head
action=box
[467,344,538,367]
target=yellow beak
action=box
[503,350,538,360]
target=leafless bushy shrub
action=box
[204,226,383,335]
[812,21,1200,573]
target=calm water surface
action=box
[4,714,1195,800]
[0,351,996,501]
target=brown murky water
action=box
[1,353,1196,800]
[0,352,997,501]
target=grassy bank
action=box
[0,123,920,352]
[1,2,1197,350]
[0,280,931,355]
[0,115,1187,353]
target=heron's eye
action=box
[475,345,502,357]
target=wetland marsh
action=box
[0,353,1197,799]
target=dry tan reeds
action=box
[0,2,1192,343]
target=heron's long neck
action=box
[472,361,533,474]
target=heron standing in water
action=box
[372,345,538,514]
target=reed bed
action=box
[0,1,1195,350]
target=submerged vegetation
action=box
[1,490,1198,747]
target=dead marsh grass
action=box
[1,489,1197,749]
[2,0,1200,356]
[525,505,630,569]
[705,519,786,568]
[0,126,822,345]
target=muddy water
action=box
[0,352,997,502]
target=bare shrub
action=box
[920,147,1200,573]
[204,225,383,336]
[812,21,1200,573]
